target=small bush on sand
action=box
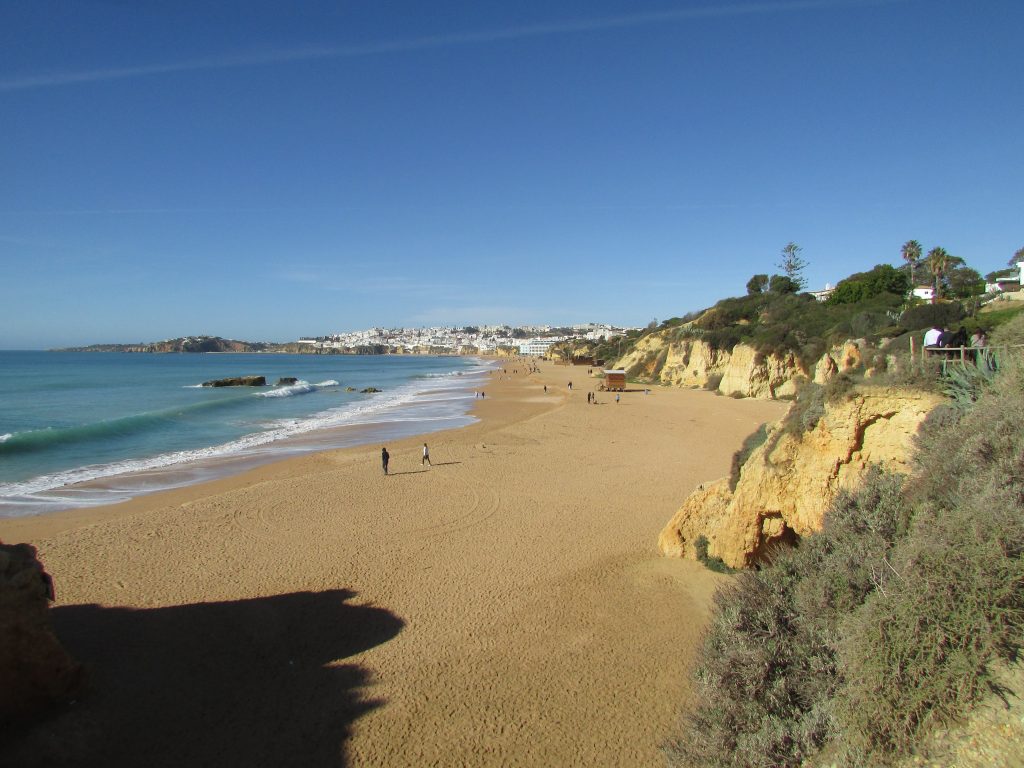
[694,536,736,575]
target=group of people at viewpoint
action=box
[380,442,431,475]
[924,325,987,350]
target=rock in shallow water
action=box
[201,376,266,387]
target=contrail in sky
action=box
[0,0,903,92]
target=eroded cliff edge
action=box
[607,332,876,399]
[658,385,944,569]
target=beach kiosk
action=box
[603,369,626,391]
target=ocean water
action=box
[0,351,491,516]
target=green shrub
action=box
[826,264,910,306]
[989,310,1024,348]
[899,302,965,332]
[668,355,1024,767]
[665,552,828,768]
[836,486,1024,762]
[667,469,909,768]
[777,377,855,439]
[694,535,737,574]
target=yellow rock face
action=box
[658,386,945,568]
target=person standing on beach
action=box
[422,443,431,466]
[382,447,390,475]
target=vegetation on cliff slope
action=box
[666,354,1024,767]
[552,246,1013,378]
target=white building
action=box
[986,261,1024,294]
[809,283,835,302]
[518,338,558,356]
[912,286,935,302]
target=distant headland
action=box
[50,324,633,356]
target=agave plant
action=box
[942,349,998,407]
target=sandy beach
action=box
[1,361,786,767]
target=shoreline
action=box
[0,357,493,518]
[1,361,787,766]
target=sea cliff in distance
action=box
[52,336,403,355]
[52,336,287,353]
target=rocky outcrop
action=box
[616,335,812,398]
[360,387,382,393]
[275,377,298,386]
[659,386,945,568]
[614,331,886,401]
[201,376,266,387]
[0,542,82,722]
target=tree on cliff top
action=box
[746,274,769,295]
[826,264,909,306]
[901,239,923,287]
[778,242,808,290]
[925,247,951,303]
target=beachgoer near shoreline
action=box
[382,447,389,475]
[615,393,620,404]
[422,443,431,466]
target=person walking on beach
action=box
[615,393,620,404]
[422,443,432,466]
[381,447,390,475]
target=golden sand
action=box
[1,361,786,767]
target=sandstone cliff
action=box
[658,386,944,568]
[613,331,875,399]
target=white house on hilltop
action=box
[986,261,1024,295]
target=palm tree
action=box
[901,240,922,288]
[926,246,951,303]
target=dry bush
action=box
[668,356,1024,767]
[666,470,909,768]
[835,357,1024,763]
[989,311,1024,348]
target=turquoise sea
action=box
[0,351,490,516]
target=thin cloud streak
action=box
[280,269,466,299]
[1,0,903,92]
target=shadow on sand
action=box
[3,589,403,768]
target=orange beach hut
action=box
[603,369,626,391]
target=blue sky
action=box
[1,0,1021,348]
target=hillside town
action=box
[295,322,633,355]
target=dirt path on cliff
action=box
[1,363,787,767]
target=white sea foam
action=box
[0,366,486,511]
[256,379,338,398]
[0,433,11,443]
